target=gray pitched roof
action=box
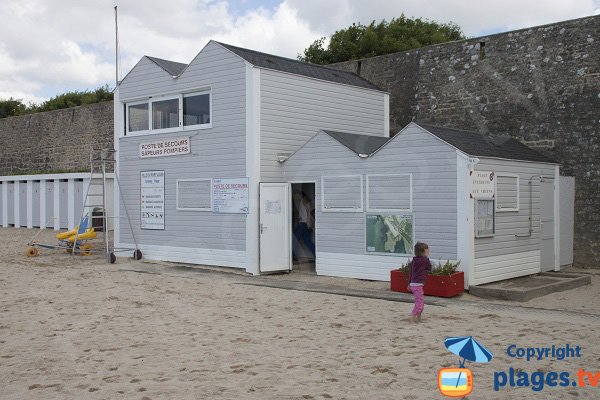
[322,130,390,156]
[146,56,187,76]
[216,42,382,91]
[416,123,557,163]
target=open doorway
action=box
[291,182,316,273]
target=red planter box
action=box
[390,270,465,298]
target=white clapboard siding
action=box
[474,159,555,259]
[260,69,386,181]
[280,124,458,280]
[117,42,248,259]
[496,174,519,210]
[118,243,246,268]
[473,251,541,285]
[367,174,411,210]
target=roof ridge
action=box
[145,55,187,65]
[215,41,355,74]
[214,41,381,89]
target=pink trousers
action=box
[410,285,424,316]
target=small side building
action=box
[278,122,561,287]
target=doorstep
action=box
[468,272,591,302]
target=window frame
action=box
[183,90,212,130]
[321,175,364,212]
[149,94,182,134]
[123,89,213,137]
[475,198,496,238]
[366,173,413,212]
[175,178,213,212]
[125,99,150,135]
[495,173,520,212]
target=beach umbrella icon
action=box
[444,336,493,389]
[444,336,493,366]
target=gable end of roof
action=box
[145,56,188,77]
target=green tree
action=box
[0,85,114,118]
[299,15,465,64]
[0,98,28,118]
[38,85,113,112]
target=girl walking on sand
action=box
[408,242,432,322]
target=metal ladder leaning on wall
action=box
[72,149,141,264]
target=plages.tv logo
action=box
[438,336,494,397]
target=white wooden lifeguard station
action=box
[113,40,572,287]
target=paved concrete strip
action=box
[235,280,447,307]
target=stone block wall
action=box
[332,15,600,267]
[0,101,114,174]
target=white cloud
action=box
[0,0,597,104]
[287,0,599,37]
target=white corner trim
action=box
[456,151,472,288]
[245,65,261,275]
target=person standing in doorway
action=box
[293,192,315,258]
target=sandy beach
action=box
[1,228,598,399]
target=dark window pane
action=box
[183,94,210,126]
[152,98,179,130]
[128,103,148,132]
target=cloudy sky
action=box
[1,0,598,104]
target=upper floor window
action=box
[124,90,211,136]
[128,102,149,132]
[184,93,211,126]
[152,98,179,130]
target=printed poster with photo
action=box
[366,213,414,255]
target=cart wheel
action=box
[80,244,93,256]
[109,252,117,264]
[133,249,143,260]
[26,246,39,257]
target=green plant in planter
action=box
[396,262,411,273]
[396,260,460,276]
[430,260,461,276]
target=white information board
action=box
[212,178,249,214]
[141,170,165,230]
[471,170,496,199]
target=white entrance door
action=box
[259,183,291,273]
[540,178,555,272]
